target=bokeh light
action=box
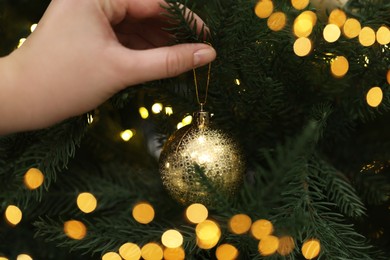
[291,0,309,10]
[255,0,274,19]
[139,107,149,119]
[30,23,37,32]
[359,26,376,47]
[330,56,349,78]
[251,219,273,240]
[0,257,8,260]
[17,38,26,48]
[152,103,163,114]
[328,9,346,28]
[119,242,141,260]
[77,192,97,214]
[366,86,383,108]
[163,247,185,260]
[186,203,208,224]
[323,24,341,43]
[277,236,295,256]
[376,26,390,45]
[234,79,241,86]
[177,122,184,129]
[161,229,183,248]
[216,244,239,260]
[132,202,155,224]
[16,254,32,260]
[141,243,163,260]
[387,70,390,85]
[228,214,252,235]
[165,106,173,115]
[267,12,287,31]
[102,252,121,260]
[293,37,312,57]
[293,16,313,38]
[196,220,221,249]
[24,168,44,190]
[63,220,87,240]
[4,205,22,226]
[301,239,321,259]
[258,235,279,256]
[120,129,134,142]
[343,18,361,39]
[182,115,193,126]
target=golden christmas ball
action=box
[159,111,245,206]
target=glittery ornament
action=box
[159,111,245,206]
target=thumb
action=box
[114,43,216,86]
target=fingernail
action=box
[194,47,216,67]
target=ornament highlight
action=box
[159,111,245,205]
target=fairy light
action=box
[254,0,274,19]
[376,26,390,45]
[16,254,33,260]
[139,107,149,119]
[359,26,376,47]
[293,37,312,57]
[102,252,121,260]
[293,17,313,38]
[186,203,208,224]
[291,0,309,10]
[328,9,346,28]
[76,192,97,213]
[330,56,349,78]
[161,229,183,248]
[151,103,163,114]
[301,239,321,259]
[4,205,22,226]
[165,106,173,115]
[228,214,252,235]
[119,243,141,260]
[30,23,37,32]
[63,220,87,240]
[120,129,134,142]
[216,244,239,260]
[258,235,279,256]
[132,202,155,224]
[196,220,221,249]
[343,18,361,39]
[366,87,383,108]
[267,12,287,32]
[251,219,273,240]
[163,247,185,260]
[141,243,163,260]
[24,168,44,190]
[323,24,341,43]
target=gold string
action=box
[193,62,212,111]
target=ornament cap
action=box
[194,111,210,129]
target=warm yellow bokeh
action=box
[77,192,97,214]
[119,242,141,260]
[24,168,44,190]
[139,107,149,119]
[228,214,252,235]
[301,239,321,259]
[258,235,279,256]
[293,37,312,57]
[16,254,32,260]
[120,129,134,142]
[343,18,361,39]
[216,244,239,260]
[102,252,121,260]
[132,202,155,224]
[255,0,274,19]
[163,247,185,260]
[376,26,390,45]
[0,257,8,260]
[328,9,346,28]
[366,87,383,108]
[323,24,341,43]
[4,205,22,226]
[293,17,313,38]
[64,220,87,240]
[182,115,193,126]
[359,26,376,47]
[251,219,273,240]
[291,0,309,10]
[141,243,163,260]
[165,106,173,115]
[330,56,349,78]
[387,70,390,85]
[267,12,287,32]
[186,203,208,224]
[161,229,183,248]
[196,220,221,249]
[277,236,295,256]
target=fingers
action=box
[113,43,216,86]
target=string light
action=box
[151,103,163,114]
[228,214,252,235]
[301,239,321,259]
[161,229,183,248]
[120,129,134,142]
[141,243,163,260]
[16,254,33,260]
[258,235,279,256]
[293,37,312,57]
[330,56,349,78]
[0,257,8,260]
[267,12,287,32]
[63,220,87,240]
[186,203,208,224]
[254,0,274,19]
[177,122,184,129]
[4,205,22,226]
[328,9,346,28]
[376,26,390,45]
[366,86,383,108]
[216,244,239,260]
[139,107,149,119]
[102,252,121,260]
[119,243,141,260]
[76,192,97,213]
[323,24,341,43]
[359,27,376,47]
[343,18,361,39]
[163,247,185,260]
[132,202,155,224]
[251,219,273,240]
[24,168,44,190]
[291,0,309,10]
[196,220,221,249]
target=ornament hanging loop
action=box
[193,43,212,111]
